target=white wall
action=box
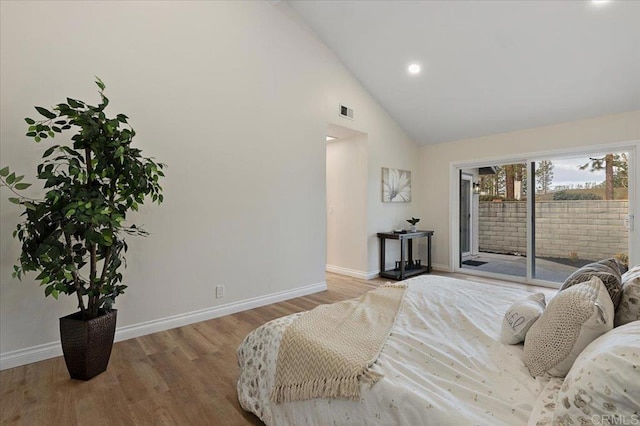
[326,135,368,275]
[365,121,422,275]
[321,79,421,277]
[419,110,640,270]
[0,1,419,367]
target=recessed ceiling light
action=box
[408,63,421,75]
[591,0,611,5]
[326,136,337,141]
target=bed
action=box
[237,270,639,425]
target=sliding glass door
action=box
[457,147,633,286]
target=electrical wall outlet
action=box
[216,285,224,299]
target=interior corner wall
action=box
[365,123,422,276]
[0,0,419,366]
[326,135,368,274]
[418,110,640,271]
[320,51,421,278]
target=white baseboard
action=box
[365,270,380,280]
[327,264,451,280]
[325,264,371,280]
[368,264,451,280]
[0,281,327,371]
[0,341,63,372]
[114,281,326,342]
[431,263,452,272]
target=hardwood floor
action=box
[1,271,547,425]
[0,273,386,426]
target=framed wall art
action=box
[382,167,411,202]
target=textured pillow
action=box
[560,258,623,309]
[500,293,546,344]
[615,264,640,327]
[553,321,640,425]
[523,276,614,377]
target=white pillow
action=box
[615,264,640,327]
[500,293,546,344]
[553,321,640,424]
[522,276,614,377]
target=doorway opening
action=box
[325,124,368,278]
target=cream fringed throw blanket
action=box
[270,284,407,403]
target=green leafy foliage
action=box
[553,190,601,201]
[406,217,420,225]
[580,153,628,200]
[535,160,554,195]
[1,79,165,320]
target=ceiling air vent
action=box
[339,103,354,120]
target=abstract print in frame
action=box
[382,167,411,202]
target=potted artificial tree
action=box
[0,78,165,380]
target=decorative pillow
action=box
[500,293,546,345]
[552,321,640,425]
[522,276,614,377]
[560,258,623,309]
[615,264,640,327]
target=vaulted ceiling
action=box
[289,1,640,145]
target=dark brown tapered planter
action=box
[59,309,117,380]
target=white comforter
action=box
[237,275,557,425]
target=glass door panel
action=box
[532,152,629,282]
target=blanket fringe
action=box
[270,366,383,403]
[381,282,408,289]
[270,284,407,404]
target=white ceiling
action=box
[289,0,640,145]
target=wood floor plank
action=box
[109,339,171,405]
[0,272,483,425]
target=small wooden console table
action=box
[377,230,434,280]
